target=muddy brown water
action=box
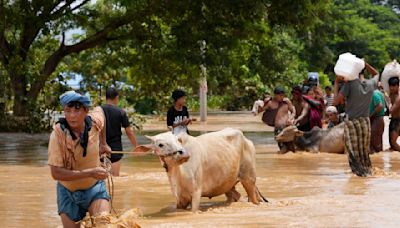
[1,115,400,227]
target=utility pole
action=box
[0,70,5,118]
[199,40,207,122]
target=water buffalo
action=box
[275,123,345,153]
[135,128,267,211]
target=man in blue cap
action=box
[48,90,111,227]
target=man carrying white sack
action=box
[333,60,378,177]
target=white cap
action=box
[326,106,338,114]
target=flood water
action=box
[1,114,400,227]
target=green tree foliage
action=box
[0,0,168,117]
[302,0,400,77]
[68,1,328,112]
[2,0,400,125]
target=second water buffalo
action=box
[275,123,345,153]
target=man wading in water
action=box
[262,87,295,153]
[333,61,379,176]
[101,88,138,176]
[388,77,400,151]
[48,91,111,227]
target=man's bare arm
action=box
[98,107,111,156]
[294,103,309,124]
[333,77,345,106]
[390,96,400,114]
[365,62,379,76]
[50,166,107,181]
[371,103,383,117]
[125,126,138,148]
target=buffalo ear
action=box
[295,130,304,137]
[133,144,154,153]
[145,135,155,142]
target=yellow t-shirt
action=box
[48,107,104,192]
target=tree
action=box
[300,0,400,82]
[0,0,332,120]
[0,0,164,116]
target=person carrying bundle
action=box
[333,53,378,177]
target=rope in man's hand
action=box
[101,154,117,214]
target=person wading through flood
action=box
[292,86,311,131]
[333,61,379,176]
[48,91,111,227]
[101,88,138,176]
[369,88,385,153]
[388,77,400,151]
[167,89,195,135]
[262,87,295,153]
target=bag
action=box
[261,101,285,127]
[334,52,365,81]
[381,60,400,93]
[262,109,276,127]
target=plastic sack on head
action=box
[381,60,400,93]
[334,52,365,81]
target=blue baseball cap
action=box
[59,91,92,108]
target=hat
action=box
[59,91,92,108]
[274,87,285,94]
[326,106,338,114]
[172,89,187,101]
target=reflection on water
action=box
[1,133,400,227]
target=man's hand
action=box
[182,118,192,125]
[100,144,111,157]
[286,119,294,126]
[87,167,108,180]
[335,76,344,83]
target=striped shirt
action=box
[324,94,334,107]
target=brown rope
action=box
[101,155,117,215]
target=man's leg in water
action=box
[111,160,122,176]
[389,131,400,151]
[88,199,110,225]
[274,127,288,153]
[89,198,110,215]
[60,213,80,228]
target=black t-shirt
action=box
[101,104,130,151]
[167,106,190,134]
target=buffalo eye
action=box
[158,143,164,148]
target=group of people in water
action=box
[47,57,400,226]
[254,60,400,176]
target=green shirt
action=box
[369,90,385,116]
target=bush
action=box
[134,97,157,115]
[126,112,147,132]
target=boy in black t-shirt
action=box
[101,88,138,176]
[167,89,194,135]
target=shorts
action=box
[389,118,400,133]
[57,181,109,222]
[110,152,124,163]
